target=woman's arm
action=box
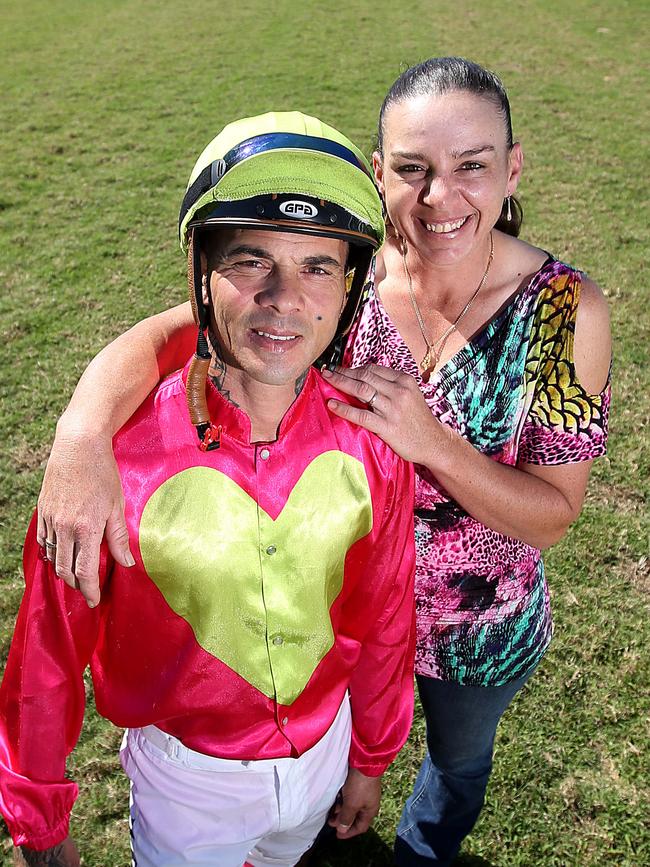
[38,302,195,606]
[324,279,611,550]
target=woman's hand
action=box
[37,422,132,608]
[323,363,443,466]
[322,363,592,550]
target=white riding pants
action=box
[119,694,351,867]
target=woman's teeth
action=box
[425,217,467,234]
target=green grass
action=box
[1,0,648,864]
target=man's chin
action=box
[237,345,328,387]
[236,359,310,390]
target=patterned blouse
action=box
[344,258,611,686]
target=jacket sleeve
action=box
[346,450,416,777]
[0,513,104,850]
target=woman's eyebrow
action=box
[390,145,496,161]
[451,145,496,159]
[391,150,427,161]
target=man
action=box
[0,112,415,867]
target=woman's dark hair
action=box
[377,56,522,237]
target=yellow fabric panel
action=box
[139,451,373,705]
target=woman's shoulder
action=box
[503,235,611,393]
[505,235,608,315]
[499,232,550,275]
[573,275,611,394]
[498,233,586,304]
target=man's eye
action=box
[234,259,265,269]
[459,162,484,171]
[306,266,329,276]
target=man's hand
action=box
[328,767,382,839]
[14,836,80,866]
[37,422,133,607]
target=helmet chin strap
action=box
[317,249,372,367]
[186,229,222,451]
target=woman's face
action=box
[374,89,522,266]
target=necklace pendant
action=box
[420,346,436,379]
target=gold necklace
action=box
[400,232,494,381]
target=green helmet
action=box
[181,111,383,331]
[181,111,384,451]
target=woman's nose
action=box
[421,174,451,206]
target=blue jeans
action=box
[394,668,536,866]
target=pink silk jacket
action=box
[0,365,415,850]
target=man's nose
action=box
[257,269,304,313]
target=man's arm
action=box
[331,451,416,839]
[328,768,383,840]
[38,302,194,606]
[0,517,103,852]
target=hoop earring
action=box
[506,196,512,222]
[381,196,398,239]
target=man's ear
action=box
[200,250,209,306]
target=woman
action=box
[319,58,611,864]
[37,59,610,864]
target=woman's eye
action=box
[398,164,425,174]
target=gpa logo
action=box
[279,200,319,218]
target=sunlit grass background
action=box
[1,0,648,864]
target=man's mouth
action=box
[252,329,300,342]
[424,216,469,234]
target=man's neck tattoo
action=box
[206,331,309,406]
[295,369,309,396]
[207,328,239,408]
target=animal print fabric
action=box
[344,259,610,686]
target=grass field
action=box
[1,0,648,864]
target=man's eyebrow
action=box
[221,245,272,259]
[450,145,496,159]
[303,255,344,268]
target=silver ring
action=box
[367,390,379,409]
[45,539,57,549]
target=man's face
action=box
[203,228,348,391]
